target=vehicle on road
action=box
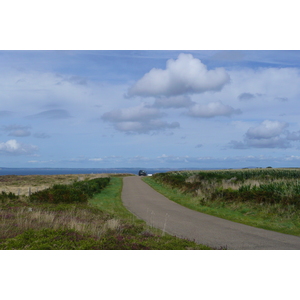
[138,170,147,176]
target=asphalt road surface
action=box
[121,176,300,250]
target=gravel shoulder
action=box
[122,176,300,250]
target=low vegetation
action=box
[29,177,110,204]
[144,168,300,236]
[0,174,211,250]
[0,173,112,196]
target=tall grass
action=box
[144,169,300,236]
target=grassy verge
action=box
[89,177,137,221]
[0,175,212,250]
[88,177,212,249]
[143,176,300,236]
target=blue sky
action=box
[2,50,300,168]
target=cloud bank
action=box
[187,101,242,118]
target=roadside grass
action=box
[89,177,136,221]
[0,175,212,250]
[88,177,212,249]
[143,176,300,236]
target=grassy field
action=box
[143,168,300,236]
[0,173,120,196]
[0,174,211,250]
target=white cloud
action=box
[127,53,230,97]
[153,95,194,109]
[88,158,103,161]
[0,139,38,155]
[246,120,288,139]
[114,120,179,134]
[102,104,180,134]
[157,154,191,163]
[3,51,300,169]
[230,120,296,149]
[187,101,242,118]
[102,104,163,122]
[28,160,55,164]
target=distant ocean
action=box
[0,167,214,176]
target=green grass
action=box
[0,175,212,250]
[89,177,136,220]
[143,176,300,236]
[88,177,211,249]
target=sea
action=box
[0,167,214,176]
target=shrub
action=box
[152,170,300,208]
[0,191,19,201]
[0,228,102,250]
[29,177,110,204]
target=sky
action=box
[2,50,300,169]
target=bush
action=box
[0,191,19,201]
[152,170,300,208]
[29,177,110,204]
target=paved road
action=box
[122,176,300,250]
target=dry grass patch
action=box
[0,205,115,241]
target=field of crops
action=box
[149,168,300,235]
